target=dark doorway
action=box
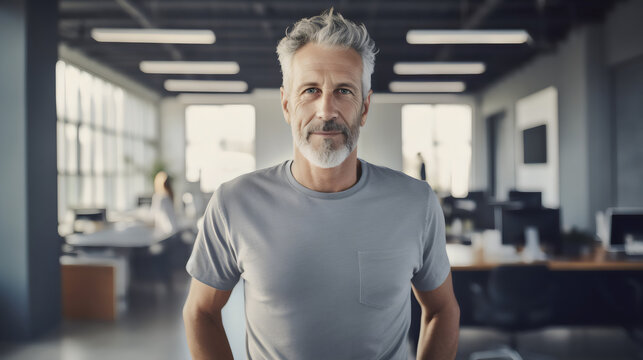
[612,54,643,207]
[486,111,505,198]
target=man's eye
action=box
[338,89,352,95]
[304,88,318,94]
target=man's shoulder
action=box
[216,161,288,199]
[364,160,432,194]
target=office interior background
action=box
[1,0,643,359]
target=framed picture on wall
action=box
[515,86,559,207]
[522,124,547,164]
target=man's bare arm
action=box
[183,278,234,360]
[412,272,460,360]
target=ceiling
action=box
[59,0,621,96]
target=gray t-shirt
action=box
[186,159,450,360]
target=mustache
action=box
[305,120,349,139]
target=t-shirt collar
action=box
[284,158,369,199]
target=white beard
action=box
[296,136,352,168]
[293,121,360,169]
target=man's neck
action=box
[291,149,361,193]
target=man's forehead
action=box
[291,43,362,85]
[293,67,361,87]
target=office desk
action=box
[447,244,643,271]
[443,244,643,326]
[65,222,175,248]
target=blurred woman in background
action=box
[151,171,178,236]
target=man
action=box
[417,153,427,181]
[183,9,460,360]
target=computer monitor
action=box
[73,208,107,222]
[137,195,153,207]
[501,208,561,253]
[442,192,484,218]
[464,191,487,204]
[460,191,495,230]
[508,190,542,209]
[444,191,495,230]
[607,208,643,247]
[72,208,107,234]
[472,202,495,230]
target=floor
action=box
[456,327,642,360]
[0,275,192,360]
[1,271,641,360]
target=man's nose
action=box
[316,91,339,121]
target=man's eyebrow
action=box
[336,82,359,90]
[298,82,320,90]
[296,81,360,91]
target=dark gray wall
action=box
[475,0,643,232]
[0,0,60,340]
[613,55,643,207]
[0,0,30,339]
[476,27,601,231]
[605,0,643,66]
[585,25,613,227]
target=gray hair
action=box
[276,8,377,99]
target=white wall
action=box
[363,93,477,173]
[159,98,187,199]
[359,101,404,170]
[514,87,559,208]
[160,91,291,199]
[166,90,291,171]
[160,91,476,189]
[250,90,293,170]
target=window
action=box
[185,105,256,193]
[402,104,472,197]
[56,61,158,223]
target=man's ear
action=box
[360,89,373,127]
[280,87,290,125]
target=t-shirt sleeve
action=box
[411,186,451,291]
[186,187,241,290]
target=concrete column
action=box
[0,0,60,340]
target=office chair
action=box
[469,264,554,360]
[508,190,543,209]
[596,274,643,358]
[130,233,180,289]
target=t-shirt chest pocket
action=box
[358,249,414,309]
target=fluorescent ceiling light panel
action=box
[389,81,466,93]
[140,61,239,74]
[393,62,485,75]
[406,30,530,44]
[164,80,248,92]
[91,28,215,44]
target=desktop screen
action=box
[509,190,542,209]
[502,208,561,253]
[609,211,643,246]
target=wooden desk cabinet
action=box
[61,264,116,321]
